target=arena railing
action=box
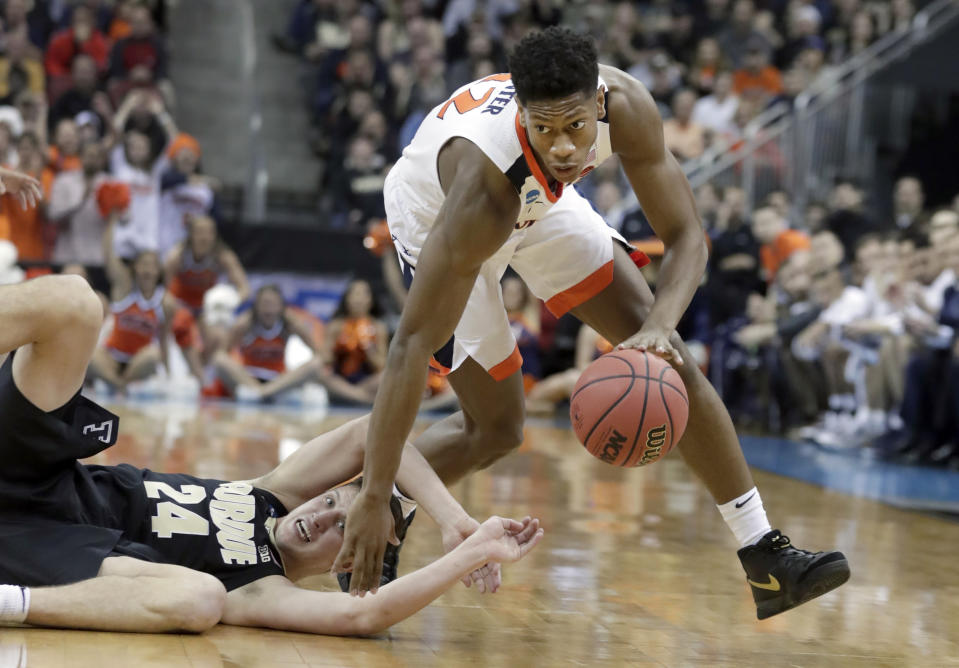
[683,0,959,219]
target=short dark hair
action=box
[508,26,598,105]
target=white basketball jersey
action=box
[391,73,613,232]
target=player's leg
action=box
[25,556,225,633]
[120,344,161,384]
[87,346,127,390]
[0,275,103,411]
[414,358,526,485]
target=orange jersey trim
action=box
[514,114,563,203]
[545,259,614,318]
[489,344,523,381]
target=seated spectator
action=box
[752,206,811,283]
[3,0,50,53]
[88,214,196,392]
[44,5,110,81]
[705,187,763,328]
[165,215,249,317]
[48,118,82,172]
[929,209,959,246]
[323,278,387,393]
[503,275,542,395]
[686,37,725,95]
[892,175,928,235]
[732,38,783,103]
[780,5,824,68]
[718,0,769,69]
[49,140,109,266]
[213,285,353,403]
[692,70,738,136]
[824,179,877,260]
[158,133,218,255]
[0,28,44,105]
[662,88,706,161]
[272,0,338,55]
[108,4,168,101]
[0,131,54,262]
[48,54,113,134]
[329,135,387,229]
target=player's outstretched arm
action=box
[334,140,520,595]
[224,516,543,636]
[603,65,709,363]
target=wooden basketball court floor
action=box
[4,400,958,668]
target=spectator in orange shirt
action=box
[44,6,111,80]
[752,206,810,282]
[732,38,783,102]
[0,132,54,261]
[47,119,83,172]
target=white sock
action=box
[0,585,29,625]
[717,487,772,547]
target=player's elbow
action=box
[168,573,227,632]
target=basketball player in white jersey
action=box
[334,27,849,619]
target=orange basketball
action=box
[570,349,689,467]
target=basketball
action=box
[570,349,689,467]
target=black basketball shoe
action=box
[338,509,416,593]
[737,529,850,620]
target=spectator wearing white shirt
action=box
[692,70,739,135]
[49,141,109,266]
[108,92,176,259]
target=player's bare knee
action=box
[54,274,103,333]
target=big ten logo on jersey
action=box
[436,74,513,120]
[143,480,271,566]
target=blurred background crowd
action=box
[0,0,957,470]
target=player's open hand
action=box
[0,168,42,210]
[331,491,399,597]
[442,515,502,593]
[617,325,683,365]
[467,516,544,565]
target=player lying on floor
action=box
[0,274,543,635]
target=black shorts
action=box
[0,352,141,587]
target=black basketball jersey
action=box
[84,465,288,591]
[0,352,287,591]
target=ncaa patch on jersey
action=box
[526,190,540,204]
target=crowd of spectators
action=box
[0,0,216,267]
[276,0,918,228]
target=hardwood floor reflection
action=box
[5,402,958,667]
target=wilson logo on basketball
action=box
[639,425,668,465]
[600,429,628,463]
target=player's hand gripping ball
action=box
[570,350,689,467]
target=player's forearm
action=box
[644,231,708,332]
[362,337,433,500]
[350,541,488,634]
[396,442,470,530]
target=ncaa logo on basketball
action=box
[600,428,628,463]
[639,425,668,465]
[525,189,540,204]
